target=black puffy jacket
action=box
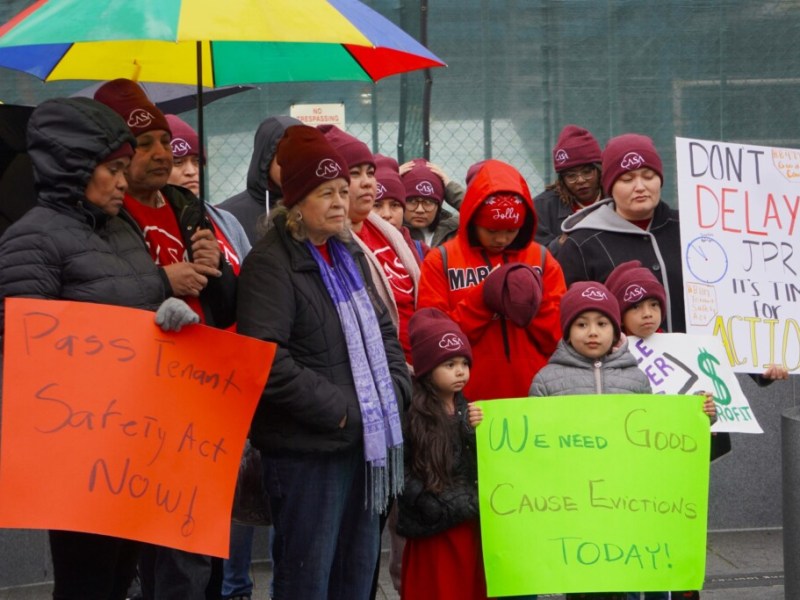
[0,98,169,333]
[237,214,411,455]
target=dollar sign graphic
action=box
[697,348,732,405]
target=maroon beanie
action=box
[402,158,444,203]
[466,160,488,185]
[602,133,663,195]
[605,260,667,317]
[560,281,621,340]
[374,154,406,206]
[483,263,543,328]
[276,126,349,209]
[409,308,472,377]
[102,142,135,163]
[165,114,205,164]
[94,79,171,138]
[552,125,602,173]
[317,124,375,169]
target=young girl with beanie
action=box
[397,307,487,600]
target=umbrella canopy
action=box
[72,82,256,114]
[0,0,446,85]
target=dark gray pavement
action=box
[0,528,784,600]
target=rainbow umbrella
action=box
[0,0,446,85]
[0,0,445,198]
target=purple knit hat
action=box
[602,133,663,194]
[560,281,621,339]
[605,260,667,317]
[552,125,602,172]
[409,308,472,377]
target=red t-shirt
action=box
[124,194,239,322]
[357,220,414,362]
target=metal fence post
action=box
[782,406,800,599]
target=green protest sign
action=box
[476,395,710,597]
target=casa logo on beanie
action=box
[623,284,647,303]
[620,151,645,171]
[127,108,154,129]
[416,181,435,197]
[316,158,342,179]
[376,182,387,199]
[171,137,191,157]
[554,148,569,165]
[439,332,464,350]
[582,286,609,301]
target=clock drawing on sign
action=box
[685,236,728,284]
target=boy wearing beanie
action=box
[533,125,604,257]
[530,281,651,398]
[605,259,667,338]
[530,283,648,600]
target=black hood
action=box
[245,115,303,203]
[27,97,135,214]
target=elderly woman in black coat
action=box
[236,126,410,600]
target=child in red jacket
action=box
[417,159,566,401]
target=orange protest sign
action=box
[0,298,276,557]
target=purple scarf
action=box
[307,238,404,513]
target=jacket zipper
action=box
[593,361,603,394]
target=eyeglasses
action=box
[562,166,597,184]
[407,198,438,211]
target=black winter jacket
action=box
[396,393,479,539]
[0,98,168,332]
[236,215,411,455]
[532,188,572,257]
[557,199,685,333]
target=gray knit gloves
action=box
[155,297,200,332]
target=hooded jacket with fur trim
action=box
[417,159,566,401]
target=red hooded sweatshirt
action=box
[417,160,566,401]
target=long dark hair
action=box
[406,374,460,493]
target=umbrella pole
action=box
[196,41,207,212]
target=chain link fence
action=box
[1,1,799,207]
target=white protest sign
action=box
[676,137,800,374]
[628,333,761,434]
